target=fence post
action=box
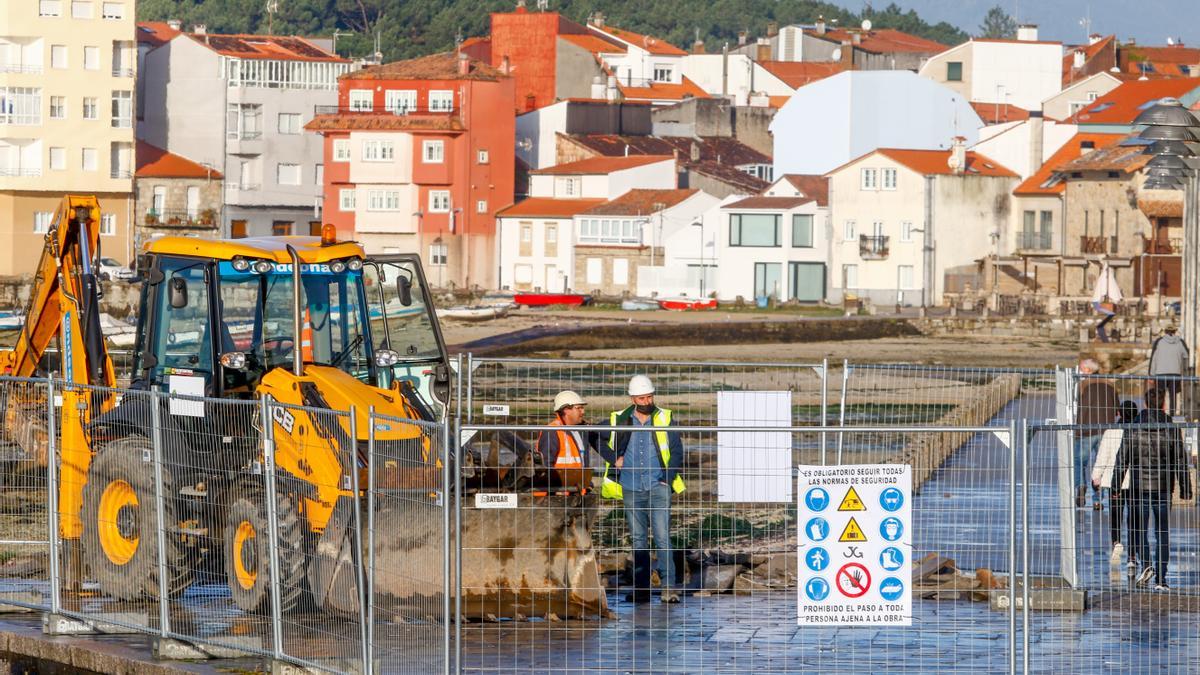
[441,365,453,675]
[465,352,474,424]
[149,391,171,638]
[260,394,285,662]
[453,352,464,675]
[837,360,850,464]
[1020,417,1031,675]
[45,377,61,615]
[819,358,828,465]
[1007,418,1017,675]
[366,406,377,674]
[346,407,371,675]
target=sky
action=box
[829,0,1200,46]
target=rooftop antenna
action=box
[265,0,279,35]
[536,0,549,11]
[455,28,464,48]
[1079,5,1092,43]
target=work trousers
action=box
[624,482,674,590]
[1129,490,1171,583]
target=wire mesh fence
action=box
[0,377,53,613]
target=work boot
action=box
[661,590,679,603]
[1135,566,1155,588]
[630,549,652,604]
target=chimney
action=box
[1080,139,1096,155]
[1073,49,1085,69]
[756,38,771,62]
[692,39,706,54]
[767,22,779,38]
[1016,24,1039,42]
[1028,110,1044,173]
[815,16,827,35]
[852,32,862,45]
[167,19,182,31]
[1089,33,1103,45]
[515,0,526,8]
[192,24,207,35]
[949,136,967,175]
[737,30,748,47]
[689,141,701,163]
[840,40,855,69]
[589,12,605,28]
[605,75,619,102]
[590,75,605,99]
[457,52,470,76]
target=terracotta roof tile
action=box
[725,196,811,210]
[497,198,606,218]
[531,155,674,175]
[1136,194,1184,218]
[189,34,347,62]
[970,101,1031,125]
[810,28,947,54]
[137,21,181,48]
[861,149,1019,178]
[350,52,505,81]
[305,114,465,132]
[688,161,769,193]
[560,33,626,54]
[781,175,830,206]
[1062,35,1116,85]
[617,76,709,101]
[1059,142,1149,173]
[1074,79,1200,125]
[759,61,846,89]
[584,189,698,216]
[136,141,222,179]
[592,25,686,56]
[1014,133,1125,195]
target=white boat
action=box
[0,311,24,330]
[437,305,509,322]
[621,298,659,311]
[101,313,138,347]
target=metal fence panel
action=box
[0,377,53,613]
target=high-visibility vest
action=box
[545,418,583,468]
[600,407,685,500]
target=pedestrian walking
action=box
[1149,325,1189,416]
[536,390,598,494]
[1075,358,1119,508]
[1117,388,1193,590]
[598,375,685,604]
[1093,399,1139,571]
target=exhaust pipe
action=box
[286,245,304,377]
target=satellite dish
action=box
[861,19,872,31]
[831,47,842,61]
[1167,37,1175,45]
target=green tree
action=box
[977,5,1016,39]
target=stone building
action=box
[134,141,222,247]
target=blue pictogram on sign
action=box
[806,547,830,572]
[805,577,830,602]
[805,487,830,512]
[880,517,904,542]
[879,577,905,602]
[879,547,904,571]
[805,517,830,542]
[879,487,904,512]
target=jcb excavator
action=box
[0,196,606,620]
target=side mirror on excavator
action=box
[397,275,413,306]
[169,277,189,309]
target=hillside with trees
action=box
[137,0,970,62]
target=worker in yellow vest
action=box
[599,375,685,603]
[536,390,597,493]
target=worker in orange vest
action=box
[536,390,597,494]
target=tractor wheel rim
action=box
[98,480,139,565]
[233,521,258,590]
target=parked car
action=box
[97,257,135,281]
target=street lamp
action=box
[691,219,705,298]
[1133,97,1200,373]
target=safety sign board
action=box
[797,464,912,627]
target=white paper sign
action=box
[796,464,912,627]
[167,375,205,418]
[717,391,792,503]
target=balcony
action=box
[312,104,457,117]
[110,169,132,179]
[143,209,218,230]
[859,234,890,260]
[0,167,42,177]
[1080,236,1108,255]
[1016,231,1052,250]
[0,64,42,74]
[111,67,134,78]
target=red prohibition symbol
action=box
[835,562,872,598]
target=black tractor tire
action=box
[223,484,309,614]
[81,436,193,600]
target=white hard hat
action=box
[553,390,587,411]
[628,375,655,397]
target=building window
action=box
[653,65,673,82]
[842,264,858,289]
[429,90,453,112]
[792,214,814,248]
[339,189,356,211]
[100,213,116,235]
[612,258,629,285]
[367,190,401,211]
[39,1,62,18]
[0,88,42,125]
[100,2,124,19]
[110,90,132,128]
[429,190,450,212]
[546,225,557,243]
[82,97,97,119]
[898,265,915,289]
[478,149,489,164]
[81,147,97,171]
[151,185,166,214]
[83,46,99,70]
[555,177,579,197]
[349,89,373,111]
[900,221,914,242]
[362,140,394,162]
[843,220,856,241]
[384,89,416,114]
[50,96,66,119]
[276,163,301,186]
[754,262,783,299]
[579,218,641,244]
[226,103,261,139]
[860,168,877,190]
[740,164,773,181]
[186,186,200,218]
[49,147,66,170]
[521,224,532,242]
[586,258,602,285]
[314,163,323,185]
[277,112,301,134]
[882,168,897,190]
[34,212,53,233]
[333,139,350,162]
[272,221,293,236]
[730,213,781,247]
[947,61,963,81]
[476,200,487,213]
[72,2,94,19]
[51,45,68,69]
[422,140,444,163]
[429,243,448,266]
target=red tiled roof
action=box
[725,196,811,210]
[1074,79,1200,124]
[1059,143,1149,173]
[459,36,489,50]
[780,175,830,207]
[188,34,347,62]
[584,189,698,216]
[1062,35,1116,85]
[767,95,791,109]
[497,198,606,218]
[531,155,674,175]
[350,52,505,81]
[618,76,709,101]
[137,21,182,48]
[305,114,465,132]
[560,33,626,54]
[812,28,947,54]
[1013,133,1125,195]
[563,134,771,165]
[836,149,1018,178]
[759,61,846,89]
[1137,195,1184,218]
[688,161,769,193]
[592,25,686,56]
[970,101,1031,125]
[136,141,222,179]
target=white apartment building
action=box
[139,30,351,237]
[0,0,136,274]
[918,26,1063,110]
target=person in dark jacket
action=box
[1149,325,1190,416]
[1117,388,1193,590]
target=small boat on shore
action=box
[438,305,509,322]
[0,311,24,330]
[658,297,717,311]
[621,298,659,311]
[513,292,590,307]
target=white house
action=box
[826,142,1018,306]
[1041,71,1122,121]
[770,70,982,176]
[918,26,1063,110]
[679,54,796,106]
[972,114,1077,180]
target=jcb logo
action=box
[272,406,296,434]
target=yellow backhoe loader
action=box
[0,196,606,620]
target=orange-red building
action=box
[307,53,515,289]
